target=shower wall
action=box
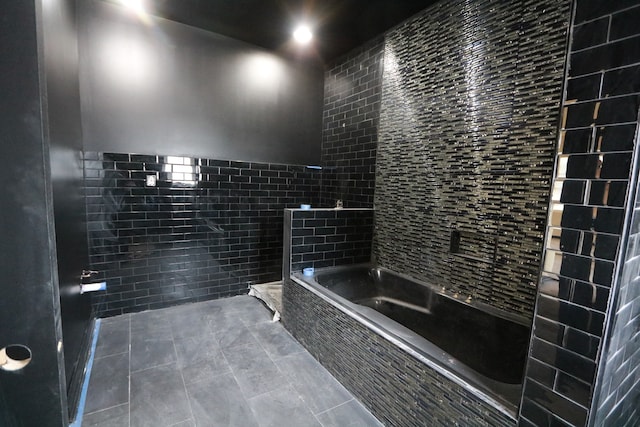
[85,152,321,316]
[373,0,570,318]
[321,39,383,208]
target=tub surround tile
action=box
[602,65,640,96]
[522,380,587,426]
[321,38,381,209]
[283,277,516,427]
[288,209,374,274]
[570,35,640,77]
[574,1,640,23]
[373,0,570,320]
[571,18,609,51]
[520,397,575,427]
[530,338,596,384]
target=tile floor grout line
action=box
[240,304,326,423]
[219,302,294,405]
[167,419,194,427]
[93,349,130,360]
[172,329,196,427]
[209,304,264,426]
[313,397,356,416]
[82,401,130,418]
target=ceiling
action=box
[142,0,438,63]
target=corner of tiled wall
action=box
[520,1,640,426]
[321,37,383,208]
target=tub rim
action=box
[288,263,528,420]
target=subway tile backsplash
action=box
[84,152,321,316]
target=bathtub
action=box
[283,264,530,425]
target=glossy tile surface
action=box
[82,295,383,427]
[522,1,640,425]
[85,153,323,317]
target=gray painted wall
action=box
[78,0,323,165]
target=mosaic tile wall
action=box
[84,152,321,316]
[286,209,374,274]
[373,0,571,318]
[320,39,383,208]
[282,278,516,427]
[520,1,640,426]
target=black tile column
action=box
[520,1,640,426]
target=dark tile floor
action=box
[82,295,383,427]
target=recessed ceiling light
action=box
[119,0,145,15]
[293,24,313,44]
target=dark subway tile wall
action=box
[84,152,322,316]
[373,0,570,318]
[592,180,640,425]
[320,38,382,208]
[288,209,374,273]
[282,278,516,427]
[522,1,640,426]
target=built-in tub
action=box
[286,264,531,421]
